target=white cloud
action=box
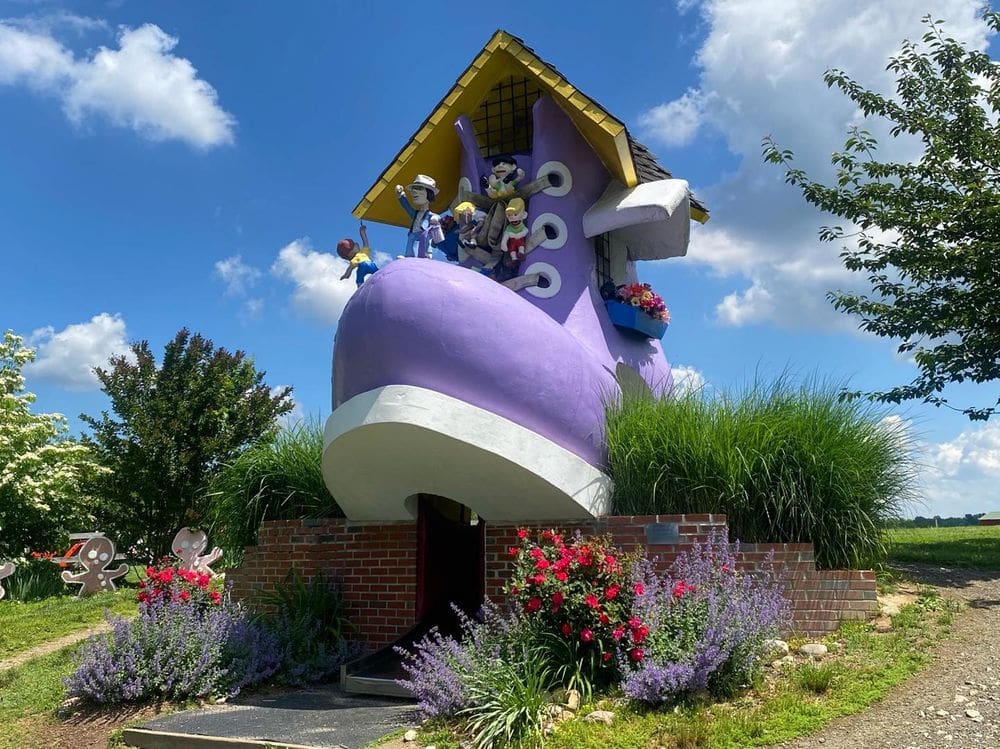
[0,20,234,148]
[642,0,991,331]
[671,364,707,395]
[214,254,261,296]
[638,89,708,148]
[270,239,356,325]
[24,312,133,391]
[271,385,305,429]
[915,421,1000,517]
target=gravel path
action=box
[785,563,1000,749]
[0,622,108,673]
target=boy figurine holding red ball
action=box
[338,223,379,286]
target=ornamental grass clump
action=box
[65,585,281,704]
[621,531,789,705]
[606,375,915,568]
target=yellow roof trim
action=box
[353,30,698,226]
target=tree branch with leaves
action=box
[763,12,1000,420]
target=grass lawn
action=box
[416,597,957,749]
[0,647,76,749]
[888,525,1000,569]
[0,592,137,661]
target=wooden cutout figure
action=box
[0,562,14,600]
[61,536,127,596]
[171,527,222,575]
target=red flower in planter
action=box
[612,626,626,641]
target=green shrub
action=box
[204,421,342,562]
[605,376,914,569]
[256,569,362,684]
[797,662,839,694]
[5,557,65,601]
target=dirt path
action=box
[784,563,1000,749]
[0,622,109,673]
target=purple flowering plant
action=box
[621,531,790,705]
[65,587,283,704]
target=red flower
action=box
[631,625,649,644]
[585,594,600,609]
[509,546,519,557]
[552,534,563,546]
[535,558,550,571]
[629,647,644,662]
[555,571,568,582]
[561,623,572,636]
[530,547,544,560]
[525,597,542,613]
[517,528,528,539]
[599,612,610,625]
[605,584,620,600]
[510,585,520,595]
[612,626,626,641]
[722,564,731,573]
[580,628,594,642]
[541,529,553,541]
[179,590,191,602]
[552,591,565,608]
[531,573,547,585]
[602,652,613,662]
[634,582,645,596]
[210,591,222,605]
[628,617,642,629]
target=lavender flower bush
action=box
[65,594,282,704]
[396,599,527,719]
[621,531,790,705]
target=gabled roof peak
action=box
[354,29,707,227]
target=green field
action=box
[888,525,1000,569]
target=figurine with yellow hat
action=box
[395,174,445,258]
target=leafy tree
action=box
[763,13,1000,420]
[82,328,292,559]
[0,331,106,556]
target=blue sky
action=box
[2,0,998,517]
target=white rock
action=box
[935,709,950,717]
[799,643,828,658]
[403,729,418,742]
[954,694,968,703]
[566,689,581,711]
[764,639,789,656]
[966,708,983,722]
[584,710,615,725]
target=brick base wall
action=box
[228,514,877,646]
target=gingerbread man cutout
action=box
[0,562,14,600]
[61,536,128,596]
[171,527,222,575]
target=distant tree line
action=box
[888,514,984,529]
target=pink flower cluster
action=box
[617,282,670,323]
[138,563,221,606]
[507,528,647,665]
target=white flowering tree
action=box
[0,330,107,557]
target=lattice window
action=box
[595,232,613,289]
[471,76,543,157]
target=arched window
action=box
[471,76,543,157]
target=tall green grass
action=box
[605,377,915,568]
[204,421,342,562]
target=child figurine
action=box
[484,154,525,200]
[500,198,529,266]
[338,223,379,286]
[395,174,444,258]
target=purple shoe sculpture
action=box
[323,33,706,523]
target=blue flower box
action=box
[605,300,668,340]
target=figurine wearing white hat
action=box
[395,174,444,258]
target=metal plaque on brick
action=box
[645,522,679,545]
